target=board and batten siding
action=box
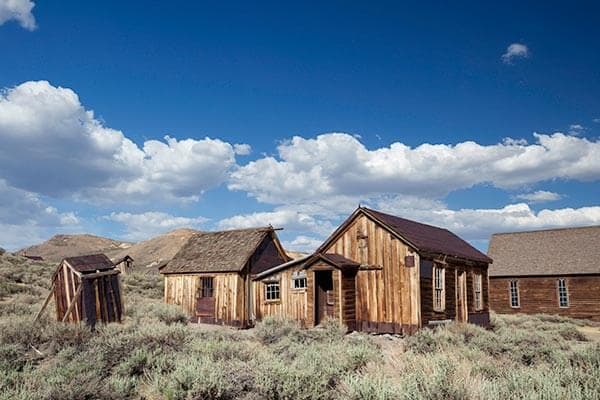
[164,273,247,325]
[323,213,421,333]
[490,275,600,321]
[254,267,309,325]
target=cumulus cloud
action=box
[229,132,600,204]
[501,43,529,64]
[106,211,207,241]
[0,179,80,250]
[233,143,252,155]
[282,235,323,253]
[218,209,334,236]
[568,124,586,135]
[0,0,36,30]
[514,190,562,203]
[0,81,246,203]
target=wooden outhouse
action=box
[36,254,124,327]
[159,227,290,327]
[254,207,492,334]
[488,226,600,321]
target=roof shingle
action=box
[488,226,600,277]
[63,254,114,272]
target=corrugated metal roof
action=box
[488,226,600,277]
[361,207,492,263]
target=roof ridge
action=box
[361,206,449,231]
[491,225,600,236]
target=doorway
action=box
[196,277,215,321]
[456,271,468,322]
[315,271,334,325]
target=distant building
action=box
[113,255,134,275]
[488,226,600,321]
[23,254,44,261]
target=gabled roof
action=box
[253,254,311,280]
[304,253,360,270]
[488,226,600,277]
[160,227,279,274]
[63,254,115,272]
[318,207,492,264]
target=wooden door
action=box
[196,277,215,321]
[456,271,468,322]
[315,271,334,325]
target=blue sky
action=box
[0,1,599,251]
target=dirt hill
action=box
[110,228,200,273]
[17,234,132,263]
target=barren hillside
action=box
[110,228,200,273]
[17,234,132,263]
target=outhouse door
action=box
[315,270,334,325]
[456,271,468,322]
[196,277,215,321]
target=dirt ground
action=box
[578,326,600,342]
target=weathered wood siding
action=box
[53,263,123,326]
[420,260,489,327]
[254,267,309,325]
[249,235,289,274]
[490,275,600,321]
[164,273,247,326]
[323,214,421,333]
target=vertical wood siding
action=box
[324,214,421,333]
[164,273,247,326]
[489,275,600,321]
[254,267,309,325]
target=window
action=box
[200,277,213,298]
[509,280,519,308]
[265,281,280,301]
[291,271,307,290]
[473,272,483,310]
[433,265,445,311]
[557,279,569,308]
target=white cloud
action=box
[568,124,586,135]
[0,179,80,250]
[282,235,323,253]
[0,0,36,30]
[233,143,251,155]
[593,118,600,124]
[0,81,246,203]
[229,132,600,204]
[514,190,562,203]
[218,209,334,236]
[501,43,529,64]
[106,211,207,241]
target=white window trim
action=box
[265,281,281,302]
[557,278,569,308]
[433,265,445,312]
[509,280,520,308]
[473,272,483,311]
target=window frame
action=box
[509,280,520,308]
[200,277,214,298]
[557,278,569,308]
[265,281,281,302]
[433,265,446,312]
[292,276,307,290]
[473,271,483,311]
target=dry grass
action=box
[0,252,599,399]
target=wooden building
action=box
[488,226,600,321]
[113,255,134,275]
[36,254,123,327]
[254,207,492,334]
[160,227,289,327]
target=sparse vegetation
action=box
[0,252,599,399]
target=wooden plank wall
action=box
[164,273,247,325]
[54,263,81,322]
[324,214,420,333]
[254,267,309,326]
[489,275,600,321]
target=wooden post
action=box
[33,281,55,322]
[62,284,83,323]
